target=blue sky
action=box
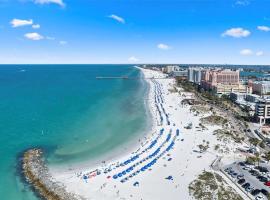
[0,0,269,64]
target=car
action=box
[225,167,232,172]
[246,186,253,193]
[251,171,261,176]
[251,189,261,196]
[237,179,245,185]
[238,162,245,166]
[237,174,244,179]
[260,189,269,196]
[255,195,264,200]
[257,166,269,173]
[242,183,250,188]
[259,177,268,182]
[231,172,238,178]
[264,181,270,186]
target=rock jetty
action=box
[22,148,84,200]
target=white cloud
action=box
[108,14,125,24]
[235,0,250,6]
[46,36,55,40]
[240,49,253,56]
[59,40,67,45]
[222,27,251,38]
[24,32,44,40]
[257,26,270,32]
[157,43,171,50]
[128,56,139,62]
[256,51,264,56]
[34,0,65,7]
[240,49,264,56]
[10,19,33,28]
[32,24,40,29]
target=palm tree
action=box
[265,151,270,163]
[254,153,261,166]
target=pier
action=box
[96,76,169,80]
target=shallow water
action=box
[0,65,149,199]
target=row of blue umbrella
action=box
[117,129,180,183]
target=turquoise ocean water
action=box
[0,65,150,200]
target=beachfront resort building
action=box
[251,81,270,95]
[246,94,260,103]
[172,70,188,81]
[188,67,203,85]
[255,98,270,125]
[163,65,180,74]
[201,69,250,95]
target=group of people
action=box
[81,76,181,187]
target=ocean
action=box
[0,65,150,200]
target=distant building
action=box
[201,69,240,86]
[164,65,180,74]
[252,81,270,95]
[255,98,270,125]
[214,84,249,95]
[230,92,245,102]
[172,70,188,80]
[245,94,260,103]
[188,67,203,85]
[201,69,250,95]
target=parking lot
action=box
[223,161,270,199]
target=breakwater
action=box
[22,148,83,200]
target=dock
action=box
[96,76,169,80]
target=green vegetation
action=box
[249,138,260,147]
[246,153,260,166]
[177,80,196,92]
[259,141,266,148]
[190,105,209,114]
[189,171,243,200]
[264,151,270,163]
[178,80,250,122]
[200,115,228,126]
[213,129,244,144]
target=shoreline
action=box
[22,67,246,200]
[49,66,155,173]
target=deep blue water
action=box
[0,65,149,200]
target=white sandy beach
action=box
[50,68,246,200]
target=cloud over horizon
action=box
[222,27,251,38]
[10,19,33,28]
[108,14,125,24]
[257,26,270,32]
[240,49,264,56]
[24,32,44,40]
[59,40,67,45]
[34,0,65,7]
[32,24,40,29]
[157,43,171,50]
[235,0,250,6]
[128,56,139,62]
